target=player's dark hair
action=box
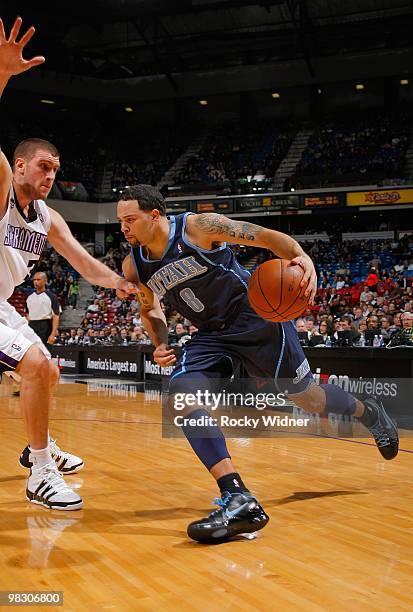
[120,184,166,216]
[13,138,60,165]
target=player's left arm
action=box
[187,213,317,301]
[47,292,60,344]
[47,207,137,296]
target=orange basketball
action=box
[248,259,309,322]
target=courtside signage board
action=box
[347,189,413,206]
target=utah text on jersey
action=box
[147,256,208,297]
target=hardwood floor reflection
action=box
[0,379,412,611]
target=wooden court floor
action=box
[0,378,412,611]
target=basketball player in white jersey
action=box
[0,17,137,510]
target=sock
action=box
[29,446,53,470]
[181,408,231,470]
[217,472,249,495]
[359,401,377,427]
[320,384,357,416]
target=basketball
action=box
[248,259,309,322]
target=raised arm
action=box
[186,213,317,302]
[0,17,45,218]
[122,255,175,366]
[47,207,137,295]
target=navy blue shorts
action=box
[170,304,313,394]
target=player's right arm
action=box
[0,150,12,220]
[0,17,45,218]
[122,255,176,366]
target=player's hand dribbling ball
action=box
[248,259,310,322]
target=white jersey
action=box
[0,189,51,301]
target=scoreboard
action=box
[193,200,233,213]
[301,193,344,208]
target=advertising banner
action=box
[347,188,413,207]
[82,347,143,380]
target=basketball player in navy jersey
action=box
[0,17,137,509]
[118,184,398,543]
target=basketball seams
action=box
[273,258,283,313]
[276,266,307,318]
[257,265,280,313]
[249,266,284,319]
[248,259,309,322]
[247,273,274,314]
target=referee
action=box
[26,272,61,346]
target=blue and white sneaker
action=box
[360,397,399,460]
[187,491,269,543]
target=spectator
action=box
[366,315,380,331]
[401,312,413,329]
[366,268,379,293]
[67,328,78,345]
[312,319,332,346]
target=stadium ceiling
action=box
[5,0,413,101]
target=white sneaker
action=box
[49,438,84,474]
[26,462,84,510]
[20,438,84,474]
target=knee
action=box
[168,375,206,419]
[49,360,60,387]
[17,346,51,384]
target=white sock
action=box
[30,446,53,469]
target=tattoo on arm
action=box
[194,214,260,242]
[139,291,152,310]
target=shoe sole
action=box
[26,495,84,511]
[188,513,270,544]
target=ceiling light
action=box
[40,99,55,104]
[355,83,364,90]
[400,79,409,85]
[271,92,280,99]
[199,100,208,106]
[125,106,133,112]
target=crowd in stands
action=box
[111,131,188,194]
[171,121,297,191]
[4,104,411,198]
[293,109,411,188]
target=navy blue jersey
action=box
[131,213,251,331]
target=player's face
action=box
[117,199,159,247]
[15,149,60,200]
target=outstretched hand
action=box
[0,16,45,78]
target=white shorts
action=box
[0,301,50,373]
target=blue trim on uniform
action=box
[274,323,286,384]
[235,259,251,277]
[193,250,249,290]
[130,247,141,283]
[182,212,227,253]
[139,216,176,263]
[170,346,187,380]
